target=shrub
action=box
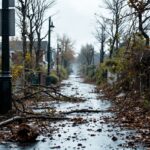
[59,66,68,79]
[143,99,150,111]
[11,65,24,81]
[86,65,96,80]
[49,73,59,84]
[95,63,108,85]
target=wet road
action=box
[0,74,145,150]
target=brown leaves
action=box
[128,0,146,12]
[71,117,87,126]
[100,83,150,147]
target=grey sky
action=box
[50,0,103,53]
[0,0,105,53]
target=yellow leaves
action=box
[12,65,24,81]
[25,52,32,64]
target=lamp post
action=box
[0,0,12,114]
[46,17,54,85]
[92,48,95,76]
[56,43,61,81]
[47,17,54,76]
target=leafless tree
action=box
[33,0,55,69]
[78,44,94,66]
[95,16,107,63]
[58,35,75,69]
[16,0,30,59]
[17,0,55,69]
[128,0,150,46]
[26,0,37,56]
[103,0,127,58]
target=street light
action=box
[0,0,12,114]
[92,48,95,76]
[46,17,54,85]
[56,43,61,81]
[47,17,54,76]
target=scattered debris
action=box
[112,136,118,141]
[15,123,39,142]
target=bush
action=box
[78,65,87,76]
[11,65,24,81]
[47,66,68,84]
[49,73,59,84]
[95,64,107,85]
[59,66,68,79]
[143,99,150,111]
[86,65,96,80]
[143,90,150,110]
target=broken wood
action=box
[62,109,113,114]
[15,123,39,142]
[0,115,70,127]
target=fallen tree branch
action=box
[30,84,83,101]
[62,109,113,114]
[0,115,70,127]
[13,85,84,105]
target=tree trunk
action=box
[138,13,149,47]
[138,13,150,91]
[36,35,41,69]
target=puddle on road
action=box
[0,74,146,150]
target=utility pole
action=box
[0,0,12,114]
[92,48,95,76]
[47,17,54,76]
[56,43,59,77]
[46,17,54,85]
[56,42,61,81]
[47,17,51,76]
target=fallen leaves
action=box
[99,84,150,148]
[71,117,87,126]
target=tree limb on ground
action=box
[0,115,70,127]
[13,85,84,105]
[0,108,115,127]
[62,109,114,114]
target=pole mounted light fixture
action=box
[46,16,55,85]
[0,0,15,114]
[50,21,55,29]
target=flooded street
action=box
[0,74,145,150]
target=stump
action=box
[16,123,39,142]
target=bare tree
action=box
[95,17,107,63]
[128,0,150,46]
[17,0,55,69]
[26,0,37,56]
[58,35,75,69]
[33,0,55,69]
[78,44,94,66]
[16,0,30,59]
[103,0,127,58]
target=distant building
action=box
[0,41,56,68]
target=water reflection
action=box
[0,74,145,150]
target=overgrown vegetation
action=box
[78,0,150,107]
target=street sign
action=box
[0,9,15,36]
[9,0,15,7]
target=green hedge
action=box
[49,73,59,84]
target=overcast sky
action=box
[0,0,105,54]
[49,0,103,53]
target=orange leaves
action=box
[63,49,75,62]
[128,0,147,13]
